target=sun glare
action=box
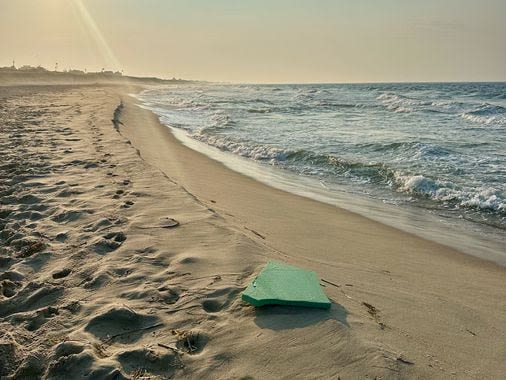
[72,0,121,71]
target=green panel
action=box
[242,261,331,309]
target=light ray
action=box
[72,0,121,71]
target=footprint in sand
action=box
[0,340,18,378]
[51,209,82,223]
[0,270,25,283]
[120,286,180,305]
[201,299,223,313]
[12,238,46,258]
[10,305,59,331]
[83,218,113,232]
[84,307,160,343]
[1,279,18,298]
[0,282,64,318]
[52,268,72,279]
[55,231,69,242]
[200,287,241,314]
[112,189,126,199]
[117,348,178,377]
[91,231,126,253]
[121,200,134,209]
[46,345,121,379]
[82,272,114,290]
[84,162,99,169]
[8,351,46,379]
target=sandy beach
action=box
[1,82,505,379]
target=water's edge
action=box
[165,122,506,266]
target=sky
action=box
[0,0,505,83]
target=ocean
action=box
[135,82,506,264]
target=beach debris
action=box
[158,343,180,353]
[157,343,186,368]
[396,354,415,365]
[159,217,179,229]
[242,261,331,309]
[103,322,163,344]
[362,301,386,329]
[130,368,148,379]
[245,227,265,239]
[175,330,206,354]
[362,302,377,315]
[321,278,340,288]
[465,328,477,336]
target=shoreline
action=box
[1,83,505,379]
[165,122,506,267]
[127,93,503,270]
[134,85,505,267]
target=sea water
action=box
[136,82,506,264]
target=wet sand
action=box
[0,83,505,379]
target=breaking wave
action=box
[136,82,506,235]
[377,93,463,114]
[188,132,505,215]
[461,104,506,125]
[394,174,504,214]
[191,133,297,161]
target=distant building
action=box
[18,65,48,72]
[100,70,123,76]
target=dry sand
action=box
[0,83,505,379]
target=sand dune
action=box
[0,84,505,379]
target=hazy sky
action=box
[1,0,505,83]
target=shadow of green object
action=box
[242,261,331,309]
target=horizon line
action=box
[2,65,505,85]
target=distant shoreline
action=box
[3,69,504,87]
[0,69,193,86]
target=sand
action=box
[0,83,505,379]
